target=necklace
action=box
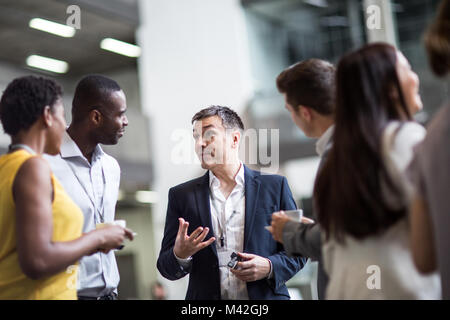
[8,144,37,155]
[210,190,244,248]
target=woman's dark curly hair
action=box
[0,75,63,136]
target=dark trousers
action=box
[77,292,118,300]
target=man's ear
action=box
[299,105,313,123]
[90,109,103,126]
[232,130,241,149]
[43,105,52,127]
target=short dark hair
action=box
[72,74,121,122]
[191,105,244,131]
[424,0,450,77]
[0,75,63,136]
[276,59,335,115]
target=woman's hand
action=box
[92,225,135,254]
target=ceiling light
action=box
[29,18,76,38]
[100,38,141,58]
[26,55,69,74]
[135,191,158,204]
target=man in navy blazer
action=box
[157,106,305,300]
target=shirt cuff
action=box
[266,258,274,279]
[173,250,193,269]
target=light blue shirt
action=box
[44,132,121,297]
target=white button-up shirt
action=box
[174,163,274,299]
[209,163,247,300]
[315,125,334,157]
[44,132,121,297]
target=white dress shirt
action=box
[44,132,121,297]
[209,163,248,300]
[315,125,334,157]
[175,163,275,299]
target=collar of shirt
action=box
[208,162,245,199]
[60,130,105,164]
[315,124,334,157]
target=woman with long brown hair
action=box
[314,43,441,299]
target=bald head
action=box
[71,74,122,123]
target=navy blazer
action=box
[157,165,306,300]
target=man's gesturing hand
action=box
[173,217,216,259]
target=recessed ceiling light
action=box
[29,18,76,38]
[26,55,69,74]
[100,38,141,58]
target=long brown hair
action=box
[314,43,413,243]
[424,0,450,77]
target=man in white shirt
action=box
[157,106,305,300]
[269,59,336,300]
[45,74,129,300]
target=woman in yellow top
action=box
[0,76,134,299]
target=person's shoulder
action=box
[395,121,426,148]
[170,173,207,194]
[246,166,286,183]
[23,155,51,170]
[16,155,52,183]
[383,121,426,171]
[385,120,426,148]
[399,120,426,136]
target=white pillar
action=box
[137,0,252,299]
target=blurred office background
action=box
[0,0,445,299]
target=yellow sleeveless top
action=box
[0,150,84,300]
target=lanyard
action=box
[210,189,244,248]
[66,157,106,224]
[9,144,37,155]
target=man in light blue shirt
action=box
[45,74,129,300]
